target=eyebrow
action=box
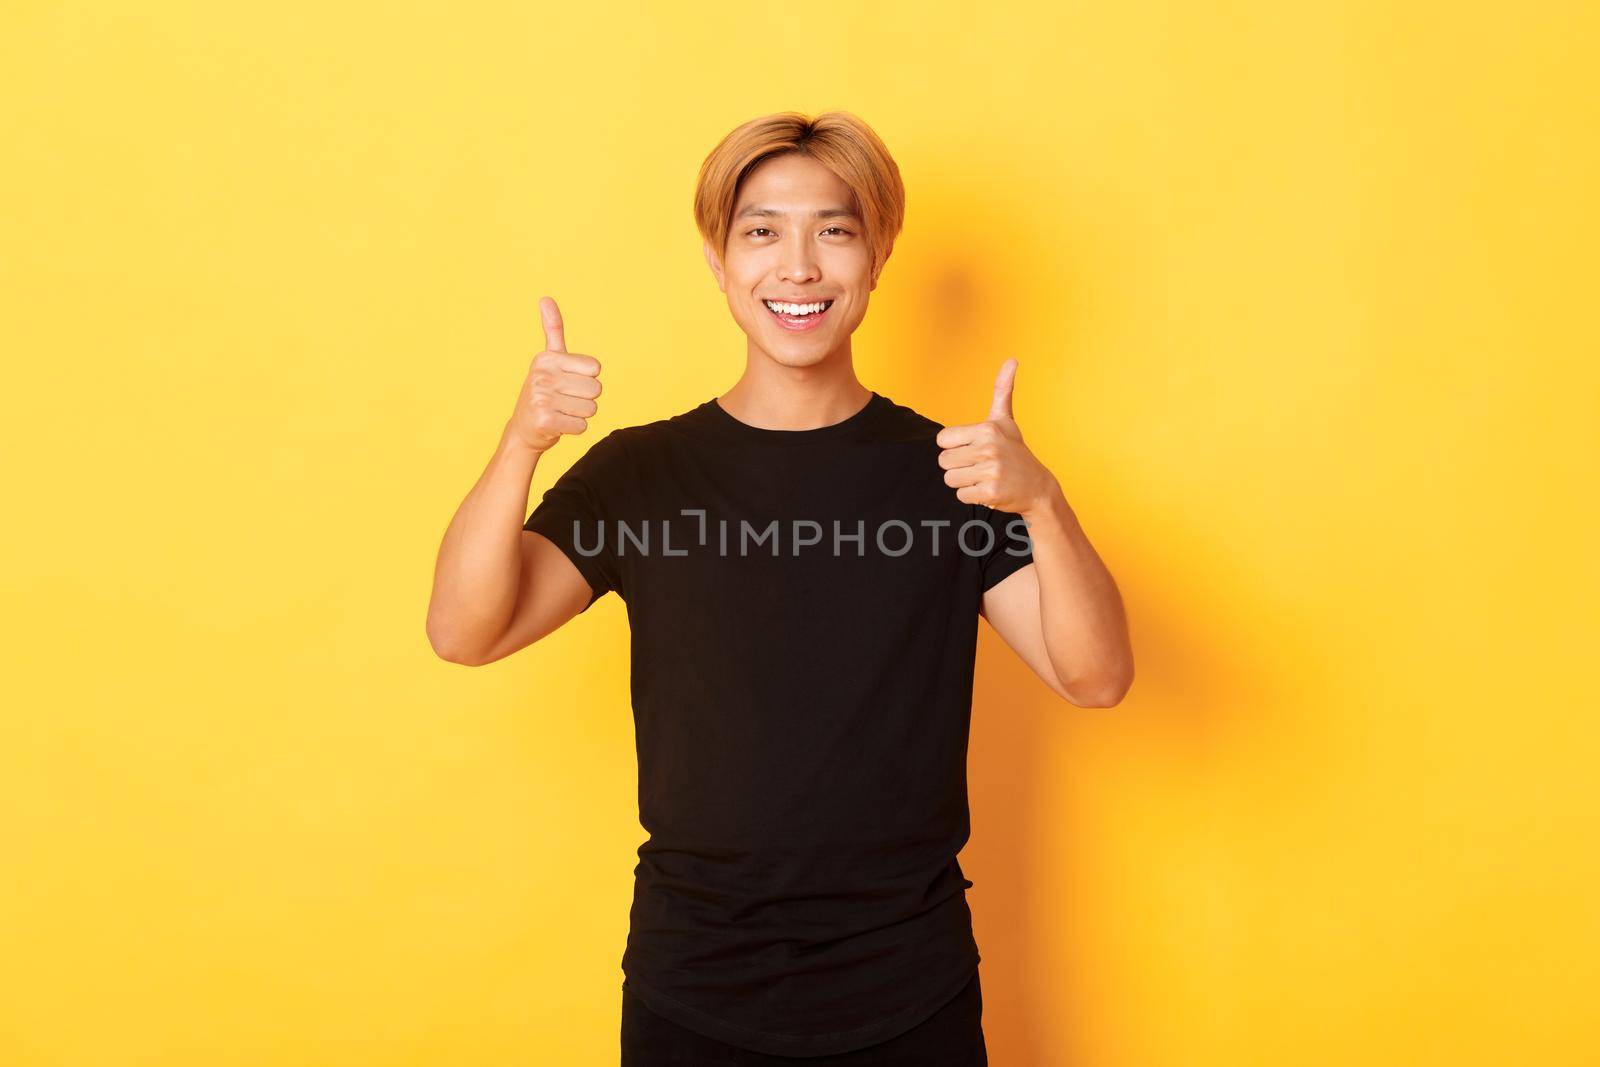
[734,205,860,220]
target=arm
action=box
[980,492,1133,707]
[425,295,604,665]
[938,358,1134,707]
[425,430,593,666]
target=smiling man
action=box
[426,111,1133,1064]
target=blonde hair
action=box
[693,111,906,282]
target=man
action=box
[426,111,1133,1063]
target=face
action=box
[704,152,877,369]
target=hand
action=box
[507,296,603,454]
[935,359,1061,516]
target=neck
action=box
[718,346,871,431]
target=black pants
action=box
[621,969,986,1065]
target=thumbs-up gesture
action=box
[507,296,603,454]
[935,359,1060,516]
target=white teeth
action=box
[764,299,832,316]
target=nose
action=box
[777,231,821,285]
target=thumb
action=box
[988,358,1017,421]
[539,295,567,354]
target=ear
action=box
[703,240,726,293]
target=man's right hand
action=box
[507,296,603,454]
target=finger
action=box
[535,350,602,377]
[937,444,985,470]
[545,411,588,436]
[955,484,991,506]
[935,421,992,449]
[552,371,603,400]
[539,295,567,354]
[988,358,1017,421]
[551,392,599,419]
[943,464,986,489]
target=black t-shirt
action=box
[522,390,1034,1056]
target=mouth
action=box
[762,298,834,332]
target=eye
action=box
[822,226,852,236]
[748,227,775,237]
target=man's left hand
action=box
[935,359,1063,517]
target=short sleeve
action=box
[976,503,1035,593]
[522,430,628,612]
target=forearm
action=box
[1020,486,1134,705]
[426,424,544,661]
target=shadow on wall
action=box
[887,171,1342,1064]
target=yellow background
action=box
[3,2,1596,1064]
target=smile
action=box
[763,298,834,332]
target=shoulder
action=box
[568,403,699,470]
[602,398,723,454]
[605,409,687,452]
[546,425,634,485]
[871,394,946,448]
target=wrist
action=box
[1020,478,1072,526]
[497,424,547,465]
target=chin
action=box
[754,341,832,368]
